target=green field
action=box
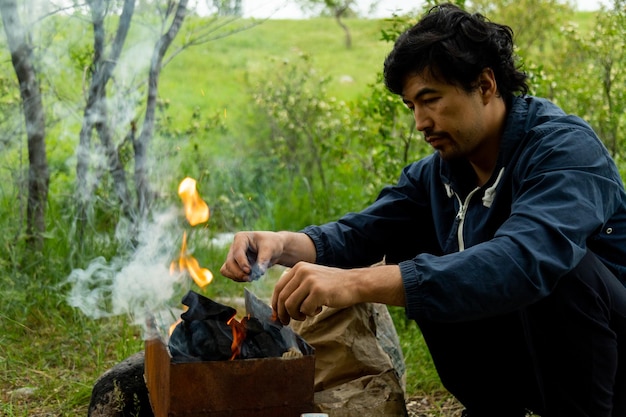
[161,18,392,116]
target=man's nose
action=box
[413,108,432,132]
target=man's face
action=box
[401,70,495,162]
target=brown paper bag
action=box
[291,303,408,417]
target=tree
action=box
[134,0,189,217]
[0,0,265,269]
[0,0,49,252]
[212,0,242,16]
[70,0,262,249]
[299,0,357,48]
[75,0,136,239]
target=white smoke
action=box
[65,209,187,337]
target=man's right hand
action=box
[219,231,316,282]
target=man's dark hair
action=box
[383,3,528,102]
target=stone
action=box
[87,351,153,417]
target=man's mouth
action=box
[425,135,447,148]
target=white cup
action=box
[301,414,329,417]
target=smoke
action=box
[65,209,187,338]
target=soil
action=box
[406,393,464,417]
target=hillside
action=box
[160,18,397,124]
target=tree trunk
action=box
[134,0,189,218]
[333,4,352,49]
[75,0,135,241]
[0,0,49,252]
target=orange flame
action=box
[178,177,210,226]
[170,177,213,287]
[171,177,244,359]
[170,230,213,287]
[227,314,247,360]
[169,318,182,336]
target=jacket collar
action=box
[438,95,529,201]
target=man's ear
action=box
[478,67,498,103]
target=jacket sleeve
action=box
[402,124,626,323]
[302,158,441,268]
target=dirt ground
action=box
[406,393,464,417]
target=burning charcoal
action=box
[180,290,236,322]
[242,332,285,359]
[168,290,313,363]
[169,319,233,362]
[169,291,238,362]
[244,288,310,355]
[190,320,233,361]
[168,323,200,362]
[242,315,264,334]
[240,317,286,359]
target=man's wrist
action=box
[357,264,406,307]
[276,231,316,266]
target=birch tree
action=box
[74,0,191,244]
[298,0,357,48]
[76,0,136,236]
[0,0,49,252]
[72,0,259,247]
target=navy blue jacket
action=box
[302,96,626,323]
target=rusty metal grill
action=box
[145,338,315,417]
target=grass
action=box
[159,18,393,129]
[1,301,144,415]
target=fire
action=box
[171,230,213,287]
[170,177,245,359]
[169,318,182,336]
[170,177,213,287]
[178,177,210,226]
[227,314,247,360]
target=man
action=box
[221,4,626,416]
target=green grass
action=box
[0,300,144,415]
[160,18,393,127]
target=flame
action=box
[227,314,247,360]
[169,318,182,336]
[170,177,245,360]
[170,231,213,287]
[170,177,213,287]
[178,177,210,226]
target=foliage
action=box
[471,0,573,53]
[235,52,430,229]
[247,54,365,222]
[211,0,243,16]
[549,0,626,158]
[355,73,430,191]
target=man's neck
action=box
[470,97,507,187]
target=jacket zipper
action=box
[446,167,505,251]
[454,187,481,251]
